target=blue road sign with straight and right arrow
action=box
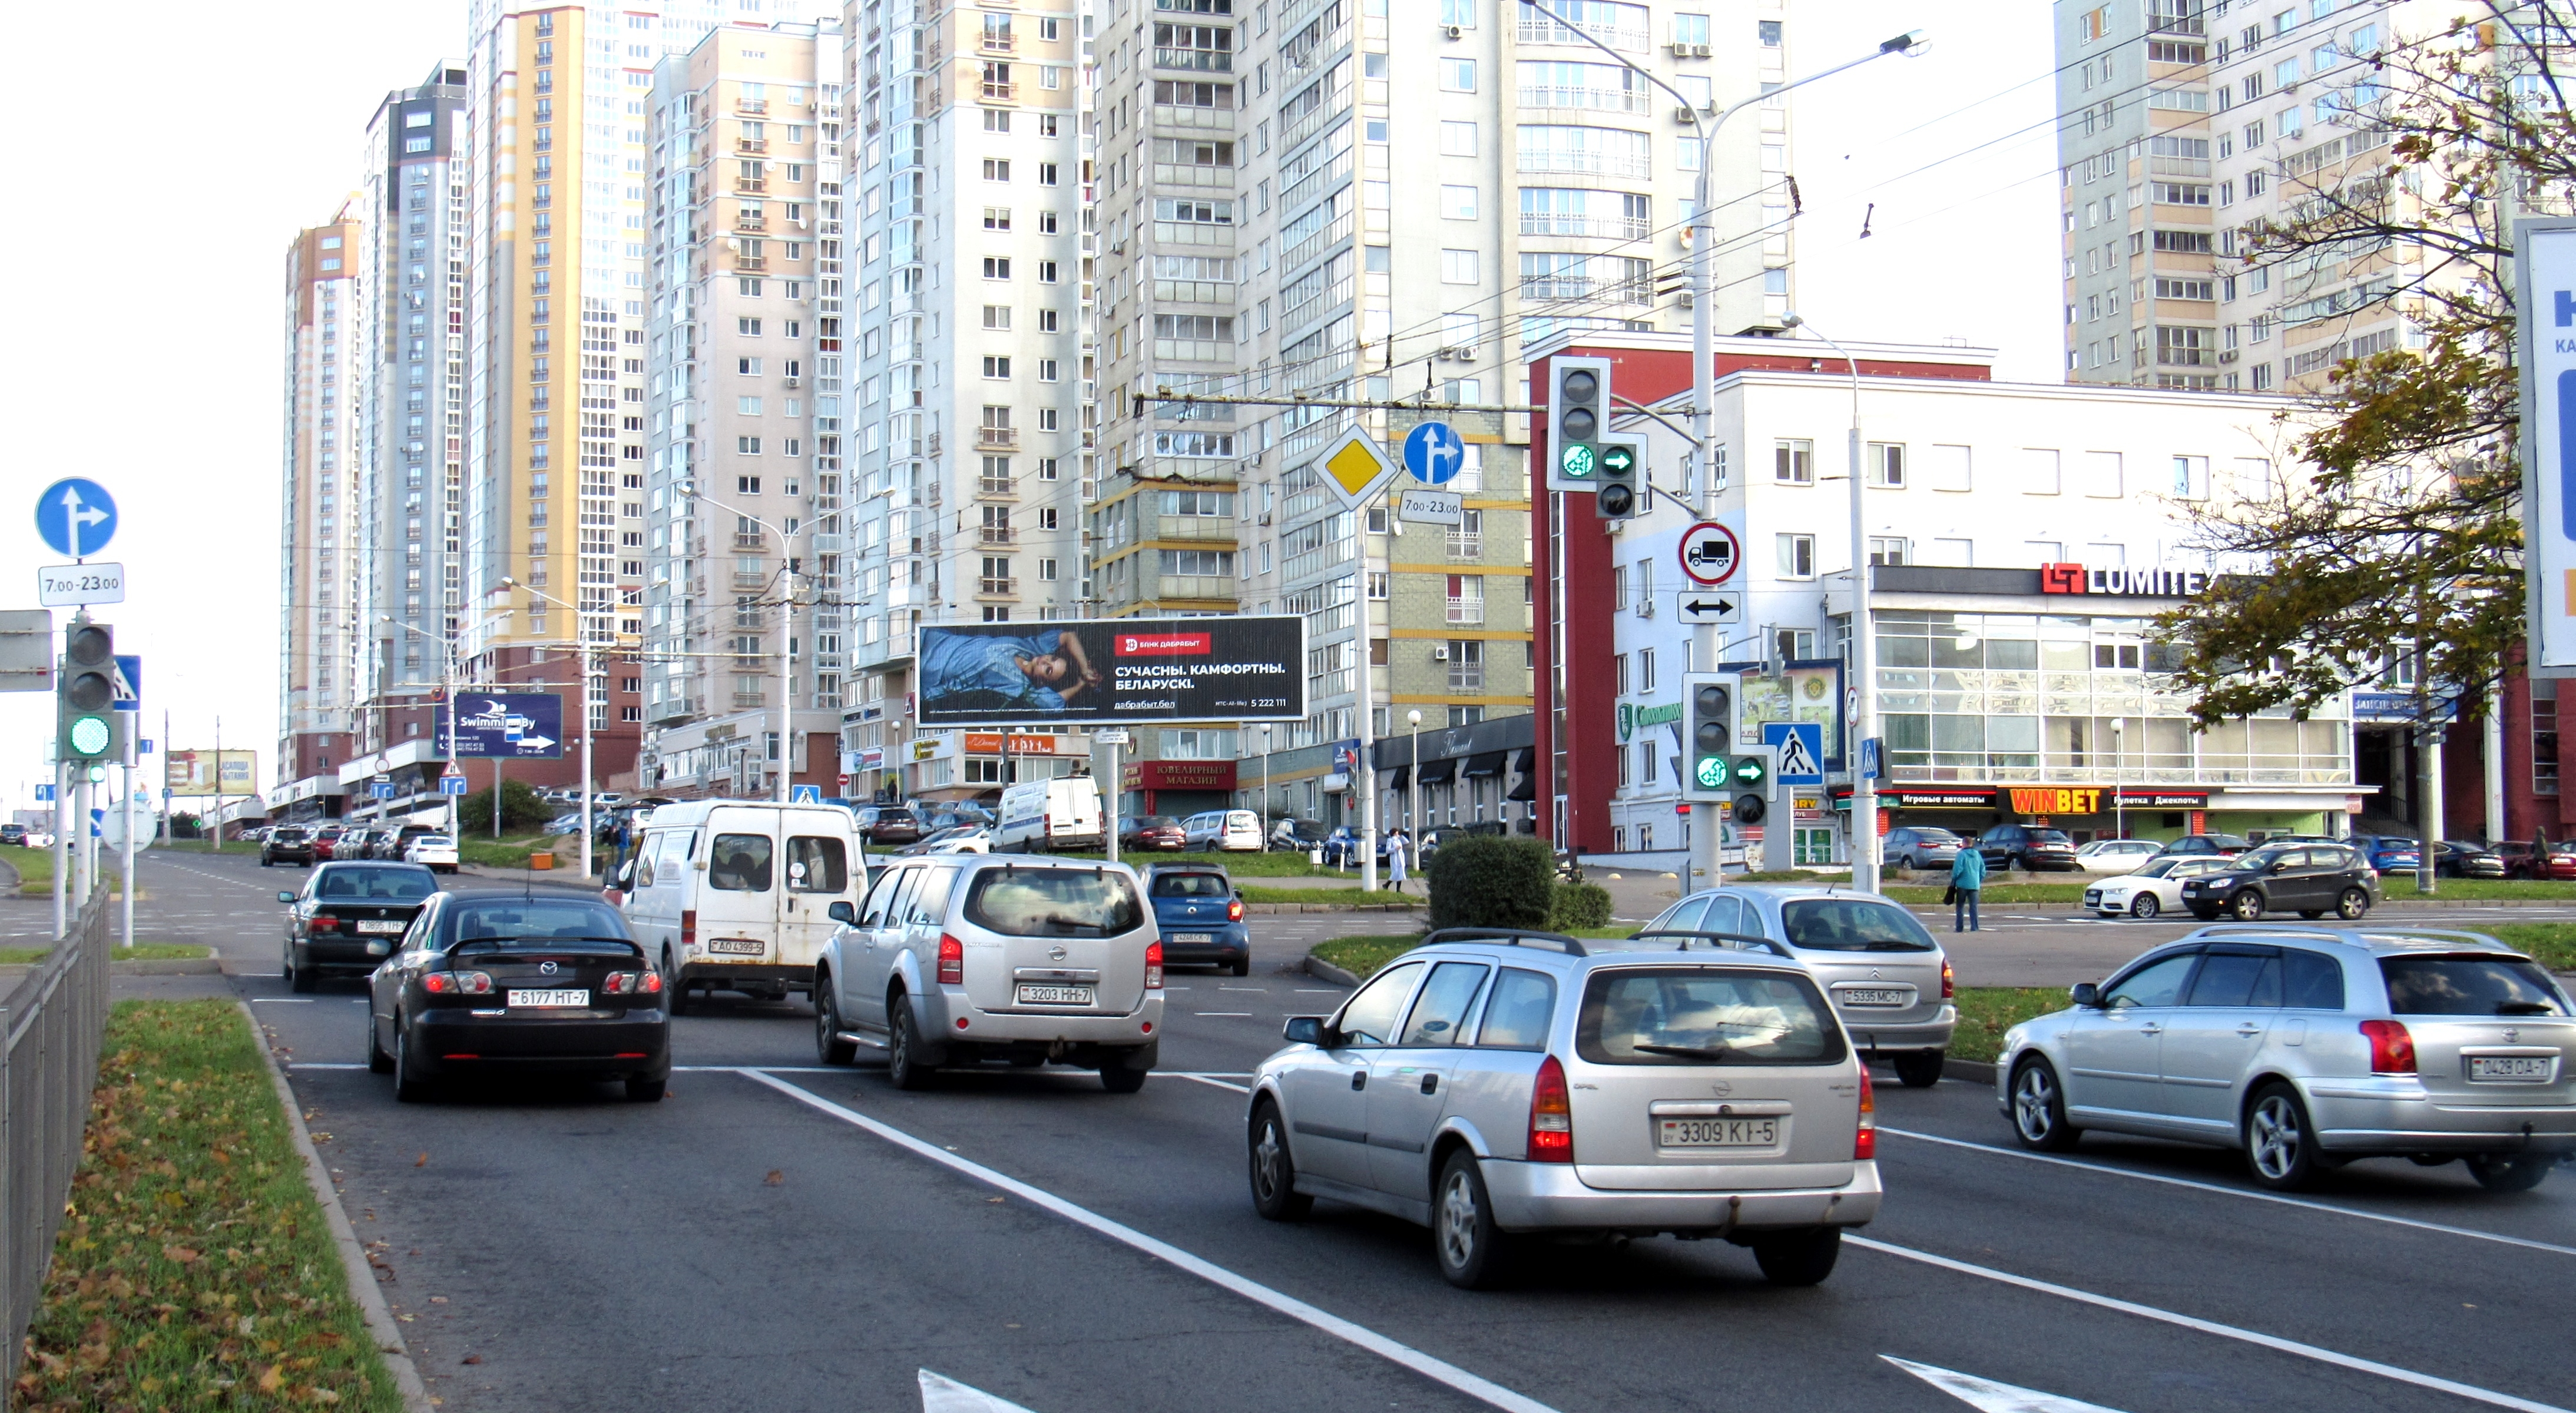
[34,479,118,558]
[1402,422,1466,485]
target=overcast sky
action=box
[0,0,2055,818]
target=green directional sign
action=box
[1694,755,1730,790]
[1559,442,1597,480]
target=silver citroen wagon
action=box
[1247,928,1880,1289]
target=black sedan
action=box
[365,889,669,1103]
[261,825,318,867]
[2435,840,2509,879]
[279,862,439,991]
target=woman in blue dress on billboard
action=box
[921,625,1104,716]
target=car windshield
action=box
[2026,829,2072,843]
[2134,858,2186,878]
[1152,872,1230,898]
[316,867,436,900]
[2373,837,2419,851]
[1779,898,1938,952]
[443,898,629,947]
[2380,956,2570,1017]
[1134,817,1178,829]
[963,868,1145,937]
[273,828,307,841]
[2235,846,2296,871]
[1907,828,1961,843]
[1577,967,1844,1065]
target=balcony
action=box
[733,532,766,549]
[736,178,767,194]
[979,33,1016,53]
[981,80,1018,102]
[976,577,1017,597]
[976,426,1020,449]
[737,215,768,231]
[979,526,1016,545]
[738,98,769,115]
[978,475,1016,497]
[737,256,767,271]
[1520,213,1651,240]
[733,571,769,588]
[733,691,766,706]
[1517,85,1650,115]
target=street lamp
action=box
[502,577,600,879]
[1260,723,1273,847]
[2110,717,2127,840]
[380,615,463,840]
[1406,709,1423,838]
[1779,310,1875,890]
[681,480,797,805]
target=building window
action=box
[1868,442,1905,487]
[1445,574,1484,624]
[1774,439,1813,484]
[1777,533,1815,578]
[1868,537,1908,566]
[2537,688,2561,796]
[1445,640,1484,692]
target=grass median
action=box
[15,999,400,1411]
[1240,885,1423,906]
[0,944,211,966]
[2,844,56,890]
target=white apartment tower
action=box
[280,208,368,788]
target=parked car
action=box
[1638,883,1956,1087]
[0,824,24,847]
[919,805,998,835]
[19,830,54,850]
[2081,855,2237,918]
[1140,863,1249,975]
[1248,927,1882,1288]
[997,777,1107,853]
[2154,834,2254,860]
[1320,825,1388,868]
[309,825,350,861]
[1974,824,2080,873]
[2345,834,2423,875]
[902,825,994,855]
[261,825,318,868]
[2497,840,2576,880]
[2433,840,2508,879]
[1181,808,1264,852]
[811,855,1163,1090]
[347,827,390,860]
[279,861,439,992]
[1121,815,1189,851]
[402,834,459,873]
[2178,841,2380,921]
[1269,818,1329,852]
[1997,924,2572,1190]
[542,812,585,837]
[365,888,669,1102]
[1418,822,1508,861]
[620,800,870,1011]
[853,805,925,847]
[1881,826,1966,871]
[2073,838,2162,872]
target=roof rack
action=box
[1623,928,1793,958]
[2178,922,2508,950]
[1419,927,1588,956]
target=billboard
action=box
[917,616,1306,727]
[166,749,259,797]
[446,692,567,759]
[2519,217,2576,672]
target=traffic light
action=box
[58,622,118,762]
[1545,356,1613,493]
[1733,746,1777,825]
[1681,672,1738,802]
[1595,434,1643,520]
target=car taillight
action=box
[424,971,492,995]
[2360,1019,2416,1074]
[1145,941,1164,990]
[1528,1054,1573,1162]
[1941,958,1955,1001]
[604,970,665,995]
[311,916,339,931]
[681,910,696,948]
[1227,898,1243,921]
[1856,1065,1878,1159]
[937,934,965,986]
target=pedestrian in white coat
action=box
[1385,829,1409,893]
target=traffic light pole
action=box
[51,758,68,942]
[121,711,135,951]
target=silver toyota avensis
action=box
[1248,928,1881,1289]
[1997,925,2574,1192]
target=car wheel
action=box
[288,946,316,994]
[2009,1056,2081,1152]
[2297,910,2325,919]
[1231,955,1252,977]
[1247,1101,1313,1220]
[1432,1149,1509,1289]
[2335,888,2370,920]
[1101,1057,1149,1094]
[663,950,691,1016]
[1750,1227,1843,1286]
[261,856,273,868]
[2130,894,2161,920]
[2243,1082,2321,1190]
[2465,1154,2554,1193]
[2227,889,2266,921]
[887,993,935,1091]
[625,1076,667,1103]
[365,1006,393,1074]
[392,1017,431,1103]
[1892,1050,1945,1089]
[814,971,857,1066]
[2188,907,2221,920]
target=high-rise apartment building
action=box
[279,208,367,790]
[2055,0,2220,389]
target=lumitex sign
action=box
[2041,563,2209,596]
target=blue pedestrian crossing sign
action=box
[1402,422,1466,485]
[112,654,141,711]
[790,784,822,804]
[34,479,118,558]
[1764,722,1826,785]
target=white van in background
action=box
[619,800,869,1013]
[994,776,1105,853]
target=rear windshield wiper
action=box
[1633,1043,1734,1061]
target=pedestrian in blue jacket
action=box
[1949,845,1986,933]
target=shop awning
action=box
[1463,751,1508,778]
[1417,758,1458,785]
[1385,765,1410,791]
[1507,748,1538,801]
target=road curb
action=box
[113,957,222,976]
[238,1000,436,1413]
[1246,901,1424,913]
[1302,955,1361,987]
[1942,1057,1998,1086]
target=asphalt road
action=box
[42,850,2576,1413]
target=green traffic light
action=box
[1694,755,1728,788]
[1734,757,1767,786]
[1600,445,1636,475]
[1559,443,1597,479]
[68,715,110,758]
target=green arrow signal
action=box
[1559,443,1597,479]
[1600,445,1636,474]
[1734,757,1767,786]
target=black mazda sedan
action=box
[365,889,670,1102]
[280,862,440,991]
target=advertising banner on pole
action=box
[165,750,259,797]
[447,693,567,759]
[2517,217,2576,672]
[916,616,1307,727]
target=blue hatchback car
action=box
[2347,834,2421,874]
[1140,864,1250,976]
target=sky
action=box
[0,0,2059,820]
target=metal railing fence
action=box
[0,888,111,1397]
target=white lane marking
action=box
[921,1369,1040,1412]
[1170,1074,1253,1094]
[1848,1237,2572,1413]
[736,1069,1564,1413]
[251,998,316,1004]
[290,1063,367,1070]
[1196,1011,1254,1017]
[1292,989,1344,994]
[1880,1126,2576,1261]
[1883,1356,2127,1412]
[1219,986,1267,992]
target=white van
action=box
[619,800,869,1013]
[1182,810,1264,851]
[994,776,1105,853]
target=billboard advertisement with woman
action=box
[917,616,1306,725]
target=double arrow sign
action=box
[1676,593,1740,625]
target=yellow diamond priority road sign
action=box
[1314,429,1398,510]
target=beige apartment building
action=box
[278,209,367,797]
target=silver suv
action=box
[813,857,1165,1092]
[1248,928,1880,1289]
[1998,924,2574,1192]
[1640,884,1956,1087]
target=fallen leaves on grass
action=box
[763,1169,785,1186]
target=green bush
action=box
[1548,881,1614,930]
[456,778,555,834]
[1426,835,1557,930]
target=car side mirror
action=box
[2269,860,2293,874]
[2070,981,2102,1009]
[1283,1016,1324,1046]
[827,901,857,924]
[278,891,296,904]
